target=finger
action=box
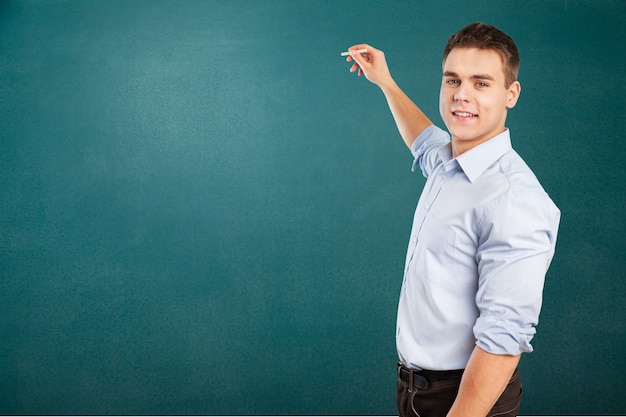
[350,49,370,69]
[348,43,371,53]
[349,44,371,55]
[349,49,363,63]
[353,55,368,74]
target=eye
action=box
[446,79,459,86]
[476,82,488,88]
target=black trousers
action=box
[396,365,522,417]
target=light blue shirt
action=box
[396,125,560,371]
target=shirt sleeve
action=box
[473,190,561,355]
[410,125,450,177]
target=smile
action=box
[453,111,477,118]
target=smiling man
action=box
[345,23,560,417]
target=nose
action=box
[454,85,471,102]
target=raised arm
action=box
[346,44,433,149]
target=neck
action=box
[451,128,507,158]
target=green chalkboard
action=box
[1,0,624,414]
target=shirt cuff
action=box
[474,318,536,355]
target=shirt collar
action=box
[449,129,513,183]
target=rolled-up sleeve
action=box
[410,125,450,176]
[473,190,561,355]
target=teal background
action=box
[1,0,624,414]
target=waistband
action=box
[397,363,464,390]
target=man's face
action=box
[439,47,520,156]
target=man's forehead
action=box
[442,47,505,78]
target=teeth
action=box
[454,111,475,117]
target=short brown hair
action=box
[443,22,520,87]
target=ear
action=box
[506,81,521,109]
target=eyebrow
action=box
[443,71,495,81]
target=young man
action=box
[345,23,560,417]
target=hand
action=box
[345,44,394,89]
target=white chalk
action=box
[340,48,368,56]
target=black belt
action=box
[397,363,464,390]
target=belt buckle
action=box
[410,369,428,391]
[398,363,428,392]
